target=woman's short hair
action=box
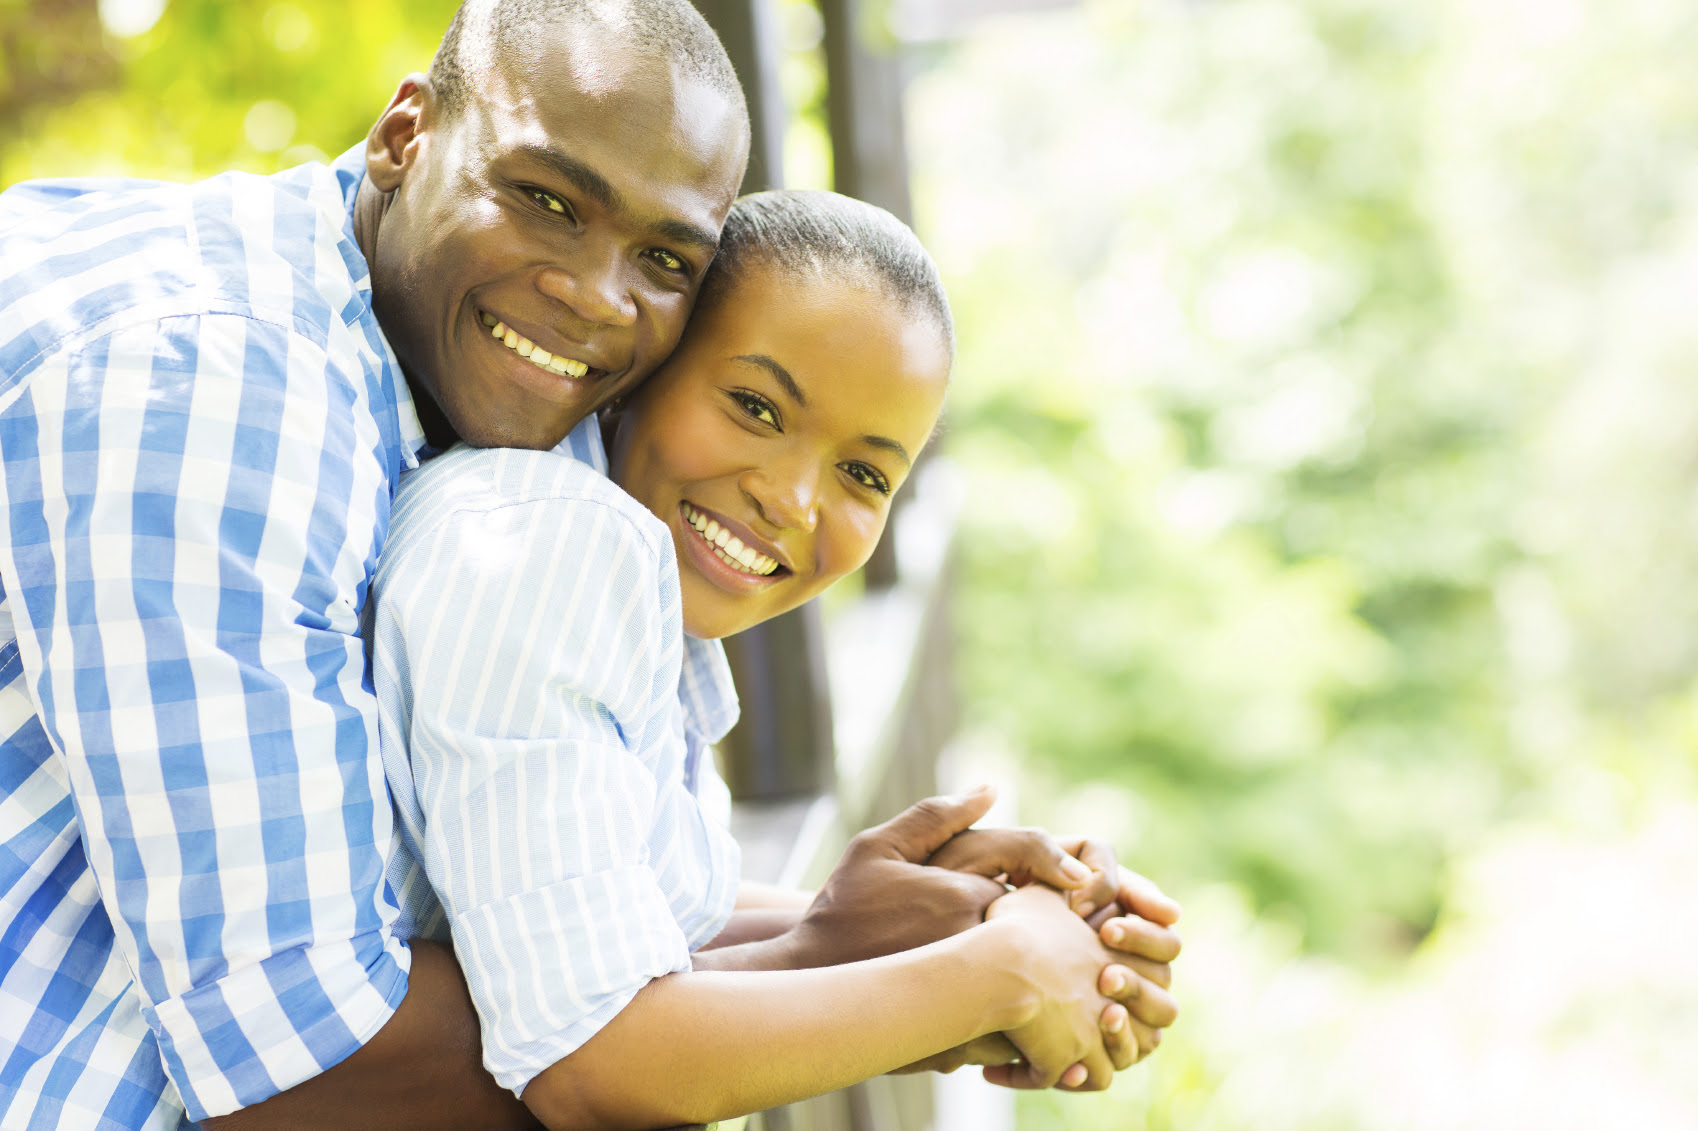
[699,190,955,363]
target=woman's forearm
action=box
[522,923,1035,1131]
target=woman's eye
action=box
[527,188,568,216]
[843,463,891,495]
[648,248,687,272]
[732,391,779,428]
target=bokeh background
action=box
[6,0,1698,1126]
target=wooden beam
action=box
[690,0,787,192]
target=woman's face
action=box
[609,261,951,639]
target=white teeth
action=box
[680,503,779,577]
[484,314,594,378]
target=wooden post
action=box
[821,0,910,590]
[689,0,787,194]
[691,0,839,801]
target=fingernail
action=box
[1107,1009,1127,1033]
[1075,900,1096,919]
[1062,1064,1087,1088]
[1108,924,1127,945]
[1061,856,1092,884]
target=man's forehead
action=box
[460,43,744,228]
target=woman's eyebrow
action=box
[732,354,807,407]
[862,434,912,468]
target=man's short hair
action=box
[430,0,745,119]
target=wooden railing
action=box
[722,461,967,1131]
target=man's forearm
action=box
[204,940,540,1131]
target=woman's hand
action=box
[983,885,1180,1091]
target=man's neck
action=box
[352,176,461,452]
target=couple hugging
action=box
[0,1,1180,1128]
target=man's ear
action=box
[365,74,432,193]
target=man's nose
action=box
[535,252,638,328]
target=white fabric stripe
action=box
[372,437,739,1097]
[0,152,420,1126]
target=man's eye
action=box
[648,248,687,272]
[527,188,568,215]
[732,391,779,428]
[843,463,891,495]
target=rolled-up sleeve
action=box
[0,313,410,1121]
[374,466,695,1095]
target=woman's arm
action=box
[522,900,1127,1131]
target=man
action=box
[0,2,1174,1127]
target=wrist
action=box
[953,919,1043,1034]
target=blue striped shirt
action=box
[369,434,741,1096]
[0,148,425,1127]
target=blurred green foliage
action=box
[9,0,1698,1122]
[0,0,456,185]
[912,0,1698,964]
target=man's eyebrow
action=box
[732,354,807,407]
[514,143,720,257]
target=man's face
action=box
[365,28,747,450]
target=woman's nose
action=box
[745,461,821,535]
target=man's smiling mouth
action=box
[479,310,592,378]
[681,501,782,577]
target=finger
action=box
[1059,837,1121,917]
[869,787,998,863]
[1100,1003,1136,1071]
[927,828,1092,892]
[1085,901,1123,932]
[1056,1043,1115,1092]
[952,870,1018,924]
[982,1060,1058,1090]
[1133,1020,1162,1060]
[1115,866,1181,927]
[1123,975,1180,1030]
[1118,952,1172,990]
[1099,963,1137,1003]
[1099,915,1182,963]
[964,1033,1022,1067]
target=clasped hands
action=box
[787,785,1181,1091]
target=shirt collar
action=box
[330,143,428,470]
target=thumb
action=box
[871,785,997,862]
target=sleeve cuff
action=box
[145,931,411,1121]
[448,865,693,1096]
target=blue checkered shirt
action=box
[0,148,427,1127]
[370,433,741,1096]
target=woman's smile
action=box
[679,500,787,581]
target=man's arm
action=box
[4,315,524,1128]
[206,941,539,1130]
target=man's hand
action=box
[784,786,1097,969]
